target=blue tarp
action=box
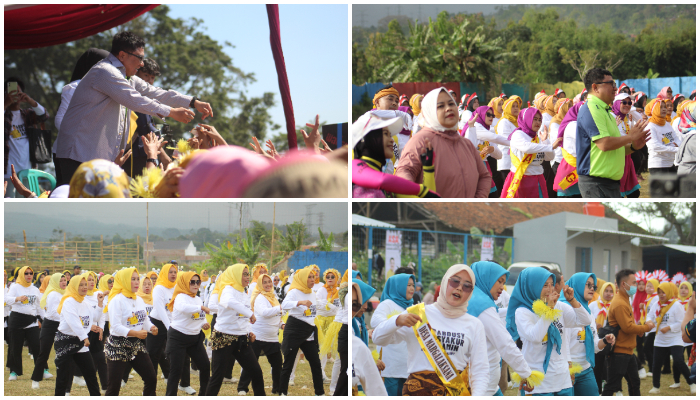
[617,77,696,98]
[502,83,530,103]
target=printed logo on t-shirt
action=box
[534,152,545,163]
[661,131,675,145]
[191,311,205,321]
[304,305,317,317]
[146,305,153,316]
[80,315,91,329]
[21,295,37,305]
[577,329,586,342]
[9,125,25,139]
[434,330,465,354]
[127,310,147,326]
[333,299,341,307]
[542,333,548,344]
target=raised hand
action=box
[302,114,322,151]
[539,125,549,141]
[467,112,478,128]
[265,140,280,159]
[197,124,226,148]
[169,107,195,124]
[154,167,184,198]
[141,132,166,159]
[113,149,133,167]
[193,100,214,120]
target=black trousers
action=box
[207,334,265,396]
[593,351,607,394]
[31,319,59,381]
[236,340,278,395]
[208,314,234,380]
[279,340,324,395]
[106,351,157,396]
[147,318,172,379]
[165,329,209,396]
[542,160,557,198]
[333,324,348,396]
[649,166,678,175]
[55,157,84,187]
[636,335,646,367]
[652,345,691,388]
[8,325,40,376]
[88,328,108,390]
[55,351,101,396]
[602,352,640,396]
[643,332,671,373]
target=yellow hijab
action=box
[98,274,113,292]
[38,274,50,293]
[57,275,86,314]
[664,99,673,123]
[645,99,667,126]
[218,264,248,301]
[533,93,547,111]
[16,266,33,288]
[410,94,423,116]
[250,274,279,312]
[252,263,268,282]
[82,271,97,296]
[501,97,520,126]
[594,281,616,326]
[543,95,556,117]
[137,276,154,305]
[40,273,66,308]
[310,265,321,285]
[679,281,694,302]
[340,269,348,284]
[155,264,177,289]
[167,271,199,312]
[551,98,572,126]
[323,268,341,301]
[488,97,504,119]
[290,266,313,295]
[646,278,660,300]
[104,268,138,312]
[656,282,679,328]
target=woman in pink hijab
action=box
[657,86,673,100]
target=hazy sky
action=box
[167,4,348,129]
[5,202,348,234]
[352,5,499,28]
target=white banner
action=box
[385,230,402,280]
[481,237,494,261]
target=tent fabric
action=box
[266,4,297,150]
[4,4,159,50]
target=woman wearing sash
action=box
[501,108,561,198]
[552,103,584,197]
[506,267,592,396]
[462,106,506,198]
[279,266,326,396]
[372,264,490,396]
[54,275,103,396]
[6,266,44,383]
[548,98,572,176]
[315,268,341,381]
[165,271,211,396]
[648,282,693,393]
[30,273,66,389]
[237,273,282,395]
[560,273,616,396]
[495,96,521,183]
[467,261,540,396]
[678,282,694,359]
[352,278,387,396]
[104,268,158,395]
[147,264,177,387]
[589,281,616,392]
[370,273,416,396]
[611,93,642,197]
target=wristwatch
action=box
[189,96,198,108]
[147,158,159,166]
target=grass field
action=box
[639,172,650,198]
[4,344,339,396]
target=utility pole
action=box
[318,212,325,233]
[270,203,276,267]
[305,204,316,236]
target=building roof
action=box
[565,226,669,241]
[150,240,193,250]
[644,244,696,253]
[352,214,396,228]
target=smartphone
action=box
[7,81,17,94]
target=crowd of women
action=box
[4,262,349,396]
[351,263,696,396]
[351,77,696,198]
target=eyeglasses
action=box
[485,113,495,118]
[123,51,144,62]
[242,273,250,277]
[447,277,474,293]
[190,280,201,285]
[594,80,616,87]
[585,283,598,291]
[325,274,335,279]
[24,272,34,276]
[620,101,633,106]
[352,302,362,312]
[107,279,114,284]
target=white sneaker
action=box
[30,354,34,360]
[614,392,623,396]
[121,380,126,388]
[73,376,86,387]
[8,372,18,381]
[638,368,647,379]
[32,381,40,389]
[323,376,330,384]
[670,382,681,388]
[100,390,106,395]
[238,391,247,395]
[690,383,696,394]
[179,386,197,395]
[129,374,134,379]
[43,370,54,379]
[280,394,286,397]
[223,377,236,384]
[289,380,295,386]
[649,387,661,394]
[65,393,71,396]
[164,378,168,385]
[160,373,164,379]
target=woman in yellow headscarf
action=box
[310,264,323,291]
[314,268,341,381]
[410,94,424,134]
[249,263,269,295]
[6,266,43,381]
[146,264,178,382]
[645,98,680,174]
[591,281,615,329]
[238,273,283,395]
[495,96,522,183]
[164,271,210,396]
[278,266,325,395]
[103,268,158,395]
[30,273,67,385]
[649,282,691,392]
[54,274,102,395]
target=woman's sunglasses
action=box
[325,274,335,279]
[620,101,632,106]
[352,302,362,312]
[25,272,34,276]
[107,279,114,284]
[586,283,598,291]
[485,113,495,118]
[190,279,201,285]
[447,277,474,293]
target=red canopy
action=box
[5,4,159,50]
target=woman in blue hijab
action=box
[351,278,375,346]
[370,273,415,396]
[506,267,592,395]
[559,272,616,395]
[468,261,538,395]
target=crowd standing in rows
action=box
[351,262,696,396]
[4,263,349,396]
[352,68,696,198]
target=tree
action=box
[279,221,307,253]
[3,5,280,147]
[607,202,696,245]
[315,227,335,251]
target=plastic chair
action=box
[16,169,56,197]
